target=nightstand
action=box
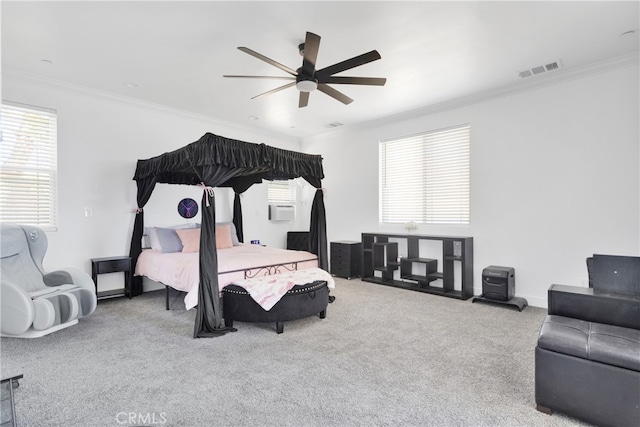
[90,256,131,300]
[330,241,362,279]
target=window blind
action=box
[267,180,294,204]
[0,102,58,229]
[379,124,470,225]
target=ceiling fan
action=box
[223,31,386,108]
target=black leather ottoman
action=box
[222,280,328,334]
[536,315,640,426]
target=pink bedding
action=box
[135,244,322,310]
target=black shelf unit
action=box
[361,233,474,300]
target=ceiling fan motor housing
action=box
[295,70,318,92]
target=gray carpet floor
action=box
[1,278,589,427]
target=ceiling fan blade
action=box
[238,47,297,76]
[317,84,353,105]
[301,32,321,76]
[299,91,310,108]
[251,82,296,100]
[320,76,387,86]
[316,50,382,78]
[223,75,295,80]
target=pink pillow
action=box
[176,225,234,252]
[175,228,201,253]
[215,224,233,249]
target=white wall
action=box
[4,63,638,305]
[2,75,306,291]
[303,64,640,307]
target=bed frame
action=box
[160,257,318,310]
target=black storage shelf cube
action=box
[400,258,438,284]
[372,242,398,281]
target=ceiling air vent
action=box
[326,122,344,128]
[518,60,562,78]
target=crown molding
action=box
[304,52,640,143]
[2,68,301,145]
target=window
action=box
[0,102,58,230]
[267,180,295,204]
[379,124,470,225]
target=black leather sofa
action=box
[535,255,640,427]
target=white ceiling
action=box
[2,1,639,139]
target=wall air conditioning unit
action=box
[269,204,295,221]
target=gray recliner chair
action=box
[1,224,97,338]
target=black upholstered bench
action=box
[222,280,329,334]
[536,315,640,425]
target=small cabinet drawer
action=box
[331,263,352,274]
[97,258,130,274]
[331,260,351,271]
[331,250,352,263]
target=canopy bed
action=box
[128,133,328,338]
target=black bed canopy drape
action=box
[128,133,327,338]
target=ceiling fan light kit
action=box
[223,31,386,108]
[295,75,318,92]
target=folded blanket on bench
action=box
[232,267,335,311]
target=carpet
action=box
[1,278,588,427]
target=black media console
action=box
[361,233,474,300]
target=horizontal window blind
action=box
[267,180,294,204]
[380,124,470,225]
[1,102,58,229]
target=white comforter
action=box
[135,244,325,310]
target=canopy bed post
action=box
[309,187,328,271]
[232,192,244,243]
[230,176,261,244]
[128,177,156,297]
[193,188,236,337]
[190,166,242,338]
[128,210,145,296]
